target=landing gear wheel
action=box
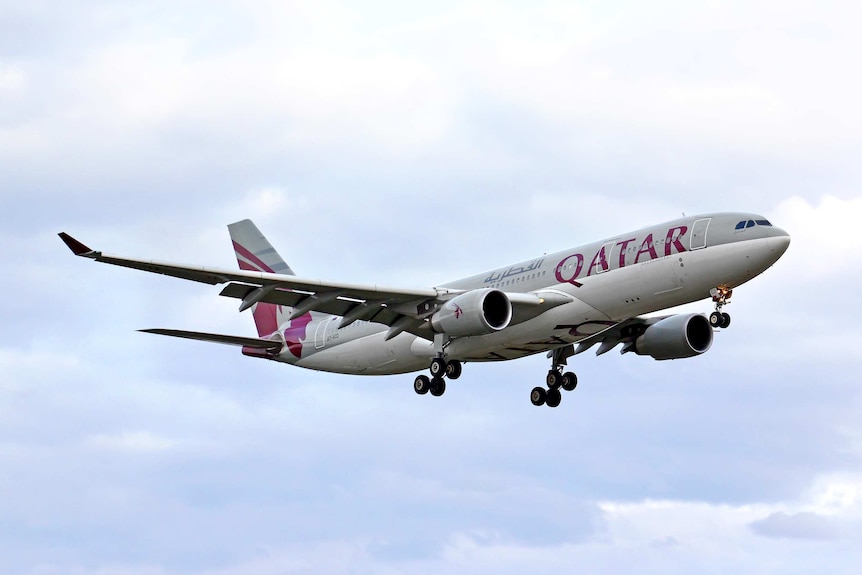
[721,313,731,328]
[530,387,547,406]
[430,377,446,397]
[545,388,562,408]
[414,375,431,395]
[445,360,462,380]
[430,357,447,377]
[709,311,723,328]
[546,370,563,389]
[561,372,578,391]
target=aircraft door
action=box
[594,241,617,274]
[315,316,338,349]
[690,218,711,250]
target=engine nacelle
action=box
[634,313,713,360]
[430,289,512,337]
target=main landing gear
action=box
[709,285,733,329]
[414,357,462,398]
[531,345,578,408]
[530,370,577,408]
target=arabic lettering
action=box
[484,258,546,284]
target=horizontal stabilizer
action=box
[139,328,283,351]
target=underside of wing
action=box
[219,282,574,339]
[568,316,670,356]
[568,318,646,356]
[566,312,714,361]
[217,282,440,338]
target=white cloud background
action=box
[1,1,861,573]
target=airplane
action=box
[59,212,790,408]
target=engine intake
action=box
[634,313,713,360]
[430,289,512,337]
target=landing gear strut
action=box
[709,285,733,329]
[531,345,578,408]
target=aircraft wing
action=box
[59,232,441,335]
[58,233,437,300]
[60,232,569,339]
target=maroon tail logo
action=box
[283,314,313,358]
[234,240,312,357]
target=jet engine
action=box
[633,313,713,360]
[430,289,512,337]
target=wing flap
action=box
[218,281,435,336]
[219,282,426,318]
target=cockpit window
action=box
[736,219,772,230]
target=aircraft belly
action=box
[677,238,777,295]
[296,331,426,375]
[445,298,611,361]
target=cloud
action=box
[773,195,862,276]
[750,511,841,540]
[0,62,24,92]
[6,0,859,220]
[748,474,862,541]
[3,2,862,574]
[809,474,862,515]
[85,431,179,454]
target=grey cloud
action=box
[750,511,842,541]
[651,535,680,548]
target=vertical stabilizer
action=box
[228,219,295,276]
[228,219,294,337]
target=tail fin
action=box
[228,219,294,337]
[228,219,295,276]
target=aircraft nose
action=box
[769,227,791,258]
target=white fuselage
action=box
[271,213,790,375]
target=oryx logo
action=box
[283,313,313,358]
[454,304,463,319]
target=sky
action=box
[2,1,862,573]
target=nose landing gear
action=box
[709,285,733,329]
